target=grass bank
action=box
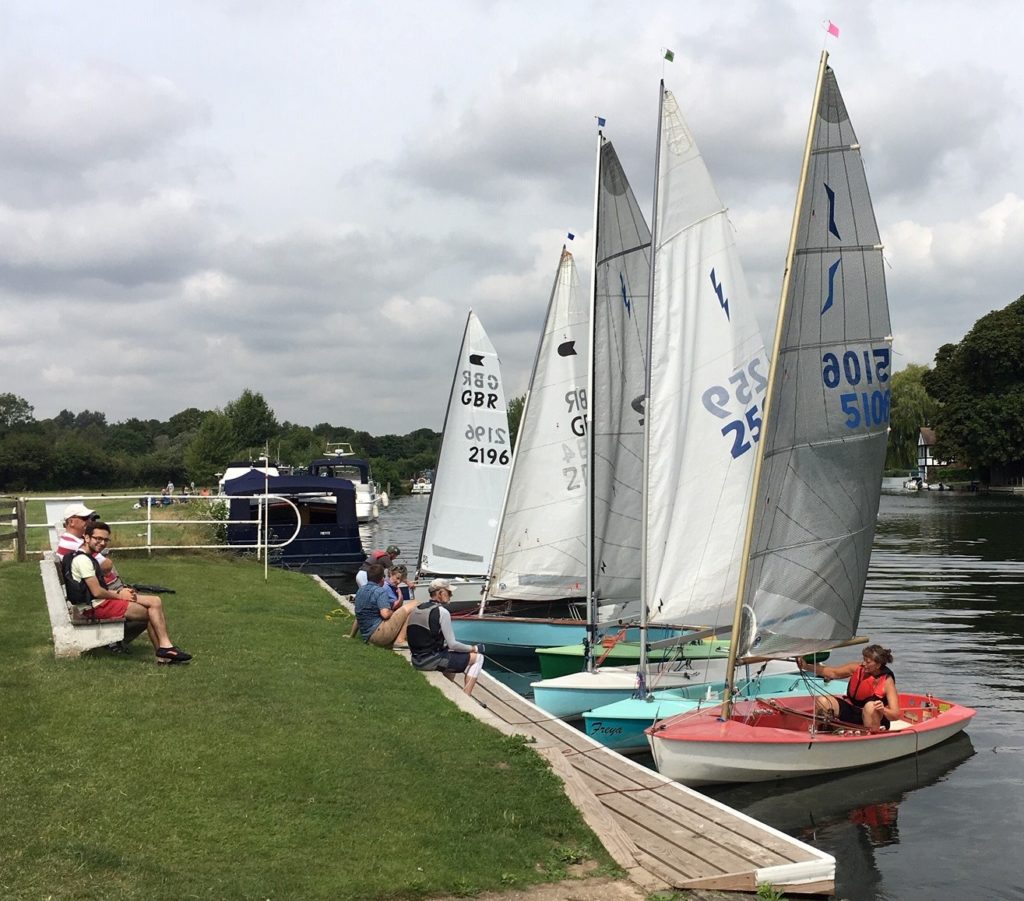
[0,556,614,900]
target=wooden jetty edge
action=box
[322,580,836,896]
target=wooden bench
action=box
[40,552,127,658]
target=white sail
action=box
[488,249,589,602]
[644,89,769,629]
[591,139,651,605]
[738,61,892,659]
[418,311,511,577]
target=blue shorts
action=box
[438,651,471,674]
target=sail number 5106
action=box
[822,347,892,430]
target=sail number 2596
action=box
[702,356,769,459]
[822,347,892,430]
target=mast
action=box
[637,81,666,687]
[721,50,830,716]
[584,129,603,673]
[417,310,473,577]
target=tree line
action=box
[0,388,441,494]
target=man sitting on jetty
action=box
[406,578,485,698]
[353,562,415,648]
[56,503,145,652]
[62,520,192,665]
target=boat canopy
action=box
[308,457,370,483]
[222,471,357,499]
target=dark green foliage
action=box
[923,296,1024,467]
[0,390,441,495]
[508,393,525,450]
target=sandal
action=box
[156,646,192,664]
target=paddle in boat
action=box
[531,81,771,717]
[646,53,975,785]
[414,311,511,611]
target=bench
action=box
[40,552,128,658]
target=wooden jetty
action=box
[325,582,835,895]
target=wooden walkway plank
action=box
[318,581,835,896]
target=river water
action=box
[359,488,1024,900]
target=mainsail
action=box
[590,138,651,605]
[735,57,892,660]
[643,88,769,630]
[418,311,511,577]
[487,248,589,602]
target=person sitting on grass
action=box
[353,562,415,648]
[355,549,391,588]
[62,520,192,665]
[406,578,484,698]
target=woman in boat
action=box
[799,644,900,732]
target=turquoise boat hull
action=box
[583,673,848,754]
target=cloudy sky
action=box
[1,0,1021,433]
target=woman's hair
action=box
[393,564,408,578]
[862,644,893,666]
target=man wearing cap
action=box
[56,503,146,651]
[353,562,416,648]
[406,578,485,698]
[63,520,192,664]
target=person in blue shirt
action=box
[354,563,414,648]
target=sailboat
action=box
[414,311,511,608]
[532,84,778,718]
[452,247,662,652]
[647,54,975,785]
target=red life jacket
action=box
[845,665,895,708]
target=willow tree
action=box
[886,364,938,469]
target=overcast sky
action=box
[1,0,1021,433]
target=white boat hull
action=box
[647,693,976,785]
[531,658,795,720]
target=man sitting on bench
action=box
[56,502,146,652]
[63,521,193,665]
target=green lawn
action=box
[0,556,614,900]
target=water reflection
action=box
[708,733,975,898]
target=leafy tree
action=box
[168,407,208,437]
[224,389,278,455]
[886,364,939,470]
[0,393,33,430]
[185,412,238,484]
[922,295,1024,467]
[507,394,525,450]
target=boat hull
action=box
[536,637,730,679]
[529,652,783,720]
[583,672,842,754]
[647,692,976,785]
[450,617,681,657]
[411,576,487,613]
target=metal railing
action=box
[3,493,303,579]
